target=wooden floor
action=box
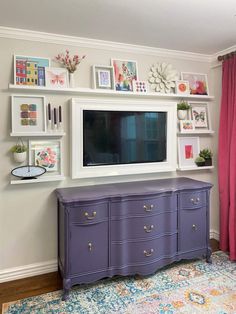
[0,239,219,312]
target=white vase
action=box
[69,72,76,88]
[177,110,188,120]
[13,152,27,163]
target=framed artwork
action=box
[175,80,190,95]
[45,67,69,88]
[179,120,195,133]
[11,95,46,134]
[190,102,210,129]
[29,139,62,176]
[92,65,115,90]
[178,137,200,168]
[14,55,50,86]
[181,72,209,95]
[111,59,138,92]
[133,80,148,93]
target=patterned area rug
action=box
[2,251,236,314]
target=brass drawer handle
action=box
[88,242,93,251]
[84,211,97,220]
[144,249,154,257]
[144,225,154,233]
[190,197,200,205]
[192,224,197,231]
[143,204,154,212]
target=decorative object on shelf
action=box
[148,62,178,93]
[175,80,190,95]
[133,80,148,93]
[11,94,46,135]
[195,156,206,167]
[181,72,209,95]
[45,67,69,88]
[177,100,190,120]
[55,50,86,88]
[10,138,28,163]
[47,103,63,132]
[111,59,138,92]
[92,65,115,90]
[190,102,210,129]
[199,148,213,166]
[179,120,195,133]
[178,137,200,168]
[29,139,62,176]
[11,165,46,180]
[14,55,50,86]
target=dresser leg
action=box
[62,278,71,301]
[206,248,212,263]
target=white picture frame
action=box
[179,120,195,133]
[190,102,211,129]
[92,65,115,90]
[178,137,200,168]
[175,80,190,95]
[181,72,209,95]
[11,94,46,135]
[45,67,69,89]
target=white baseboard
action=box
[0,259,57,283]
[210,229,220,241]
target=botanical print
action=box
[34,145,59,171]
[192,106,208,128]
[185,145,193,159]
[20,103,37,126]
[180,120,195,132]
[181,72,208,95]
[112,59,138,91]
[175,80,190,95]
[98,70,111,87]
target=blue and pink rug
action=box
[2,251,236,313]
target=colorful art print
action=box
[191,104,208,128]
[111,59,138,92]
[178,137,199,168]
[175,80,190,95]
[133,80,148,93]
[93,65,115,90]
[179,120,195,132]
[45,67,69,88]
[181,72,209,95]
[97,70,111,87]
[14,55,50,86]
[34,144,59,172]
[11,95,46,134]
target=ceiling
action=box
[0,0,235,54]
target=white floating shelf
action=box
[177,166,214,171]
[8,84,215,100]
[10,132,65,137]
[10,175,65,185]
[177,130,214,135]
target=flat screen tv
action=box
[71,98,176,179]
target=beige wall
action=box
[0,36,221,274]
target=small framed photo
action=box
[29,139,62,176]
[178,137,200,168]
[179,120,195,133]
[175,80,190,95]
[14,55,50,86]
[111,59,138,92]
[190,102,211,129]
[92,65,115,90]
[133,80,148,93]
[45,67,69,88]
[11,95,46,135]
[181,72,209,95]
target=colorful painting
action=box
[181,72,209,95]
[180,120,195,132]
[185,145,193,159]
[98,70,111,88]
[178,137,199,168]
[111,59,138,91]
[175,80,190,95]
[34,144,59,172]
[20,103,37,126]
[133,80,148,93]
[45,67,69,88]
[191,105,208,128]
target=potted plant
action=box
[10,142,27,163]
[199,148,213,166]
[177,101,190,120]
[195,156,205,167]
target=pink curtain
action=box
[218,55,236,260]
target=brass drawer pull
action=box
[190,197,200,205]
[144,225,154,233]
[84,211,97,220]
[143,204,154,212]
[144,249,154,257]
[88,242,93,251]
[192,224,197,231]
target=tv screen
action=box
[83,110,167,167]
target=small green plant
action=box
[177,101,190,110]
[195,156,205,166]
[199,148,213,160]
[10,144,27,153]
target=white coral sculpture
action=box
[148,62,179,93]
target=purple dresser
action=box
[56,177,212,300]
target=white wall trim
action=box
[0,260,57,283]
[0,26,212,63]
[210,229,220,241]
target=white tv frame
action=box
[71,97,177,179]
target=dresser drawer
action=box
[111,211,177,241]
[111,234,177,267]
[68,202,108,224]
[111,194,177,218]
[179,191,206,209]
